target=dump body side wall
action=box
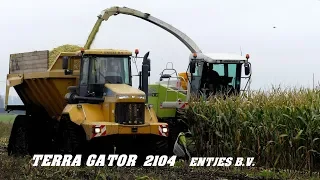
[10,73,78,119]
[6,50,82,118]
[9,50,49,74]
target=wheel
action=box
[27,116,57,155]
[8,115,29,156]
[57,115,87,155]
[151,137,169,155]
[136,136,169,165]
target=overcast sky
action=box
[1,0,320,97]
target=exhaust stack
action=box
[142,52,150,103]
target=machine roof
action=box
[189,52,248,63]
[203,53,247,61]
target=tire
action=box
[8,114,57,156]
[136,137,169,165]
[152,138,169,155]
[8,115,29,156]
[57,115,87,156]
[27,116,56,155]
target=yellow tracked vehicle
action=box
[5,48,169,160]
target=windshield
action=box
[80,56,130,85]
[211,64,238,88]
[190,62,242,96]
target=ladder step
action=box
[161,101,189,109]
[167,90,188,92]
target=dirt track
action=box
[0,121,283,180]
[0,148,282,180]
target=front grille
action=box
[115,102,145,125]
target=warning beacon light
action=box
[135,49,139,56]
[193,53,197,58]
[246,54,250,60]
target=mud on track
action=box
[0,145,6,155]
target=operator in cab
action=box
[203,63,220,95]
[105,59,123,84]
[207,64,220,83]
[206,64,236,96]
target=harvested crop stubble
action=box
[48,44,82,67]
[183,88,320,171]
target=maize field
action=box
[183,87,320,171]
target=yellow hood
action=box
[104,84,145,96]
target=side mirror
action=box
[62,56,69,69]
[244,63,251,75]
[190,62,196,73]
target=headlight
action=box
[137,95,145,99]
[94,127,101,133]
[162,127,168,133]
[117,95,130,99]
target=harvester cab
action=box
[155,52,252,111]
[186,52,252,100]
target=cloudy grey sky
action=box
[1,0,320,97]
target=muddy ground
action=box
[0,120,318,180]
[0,146,305,180]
